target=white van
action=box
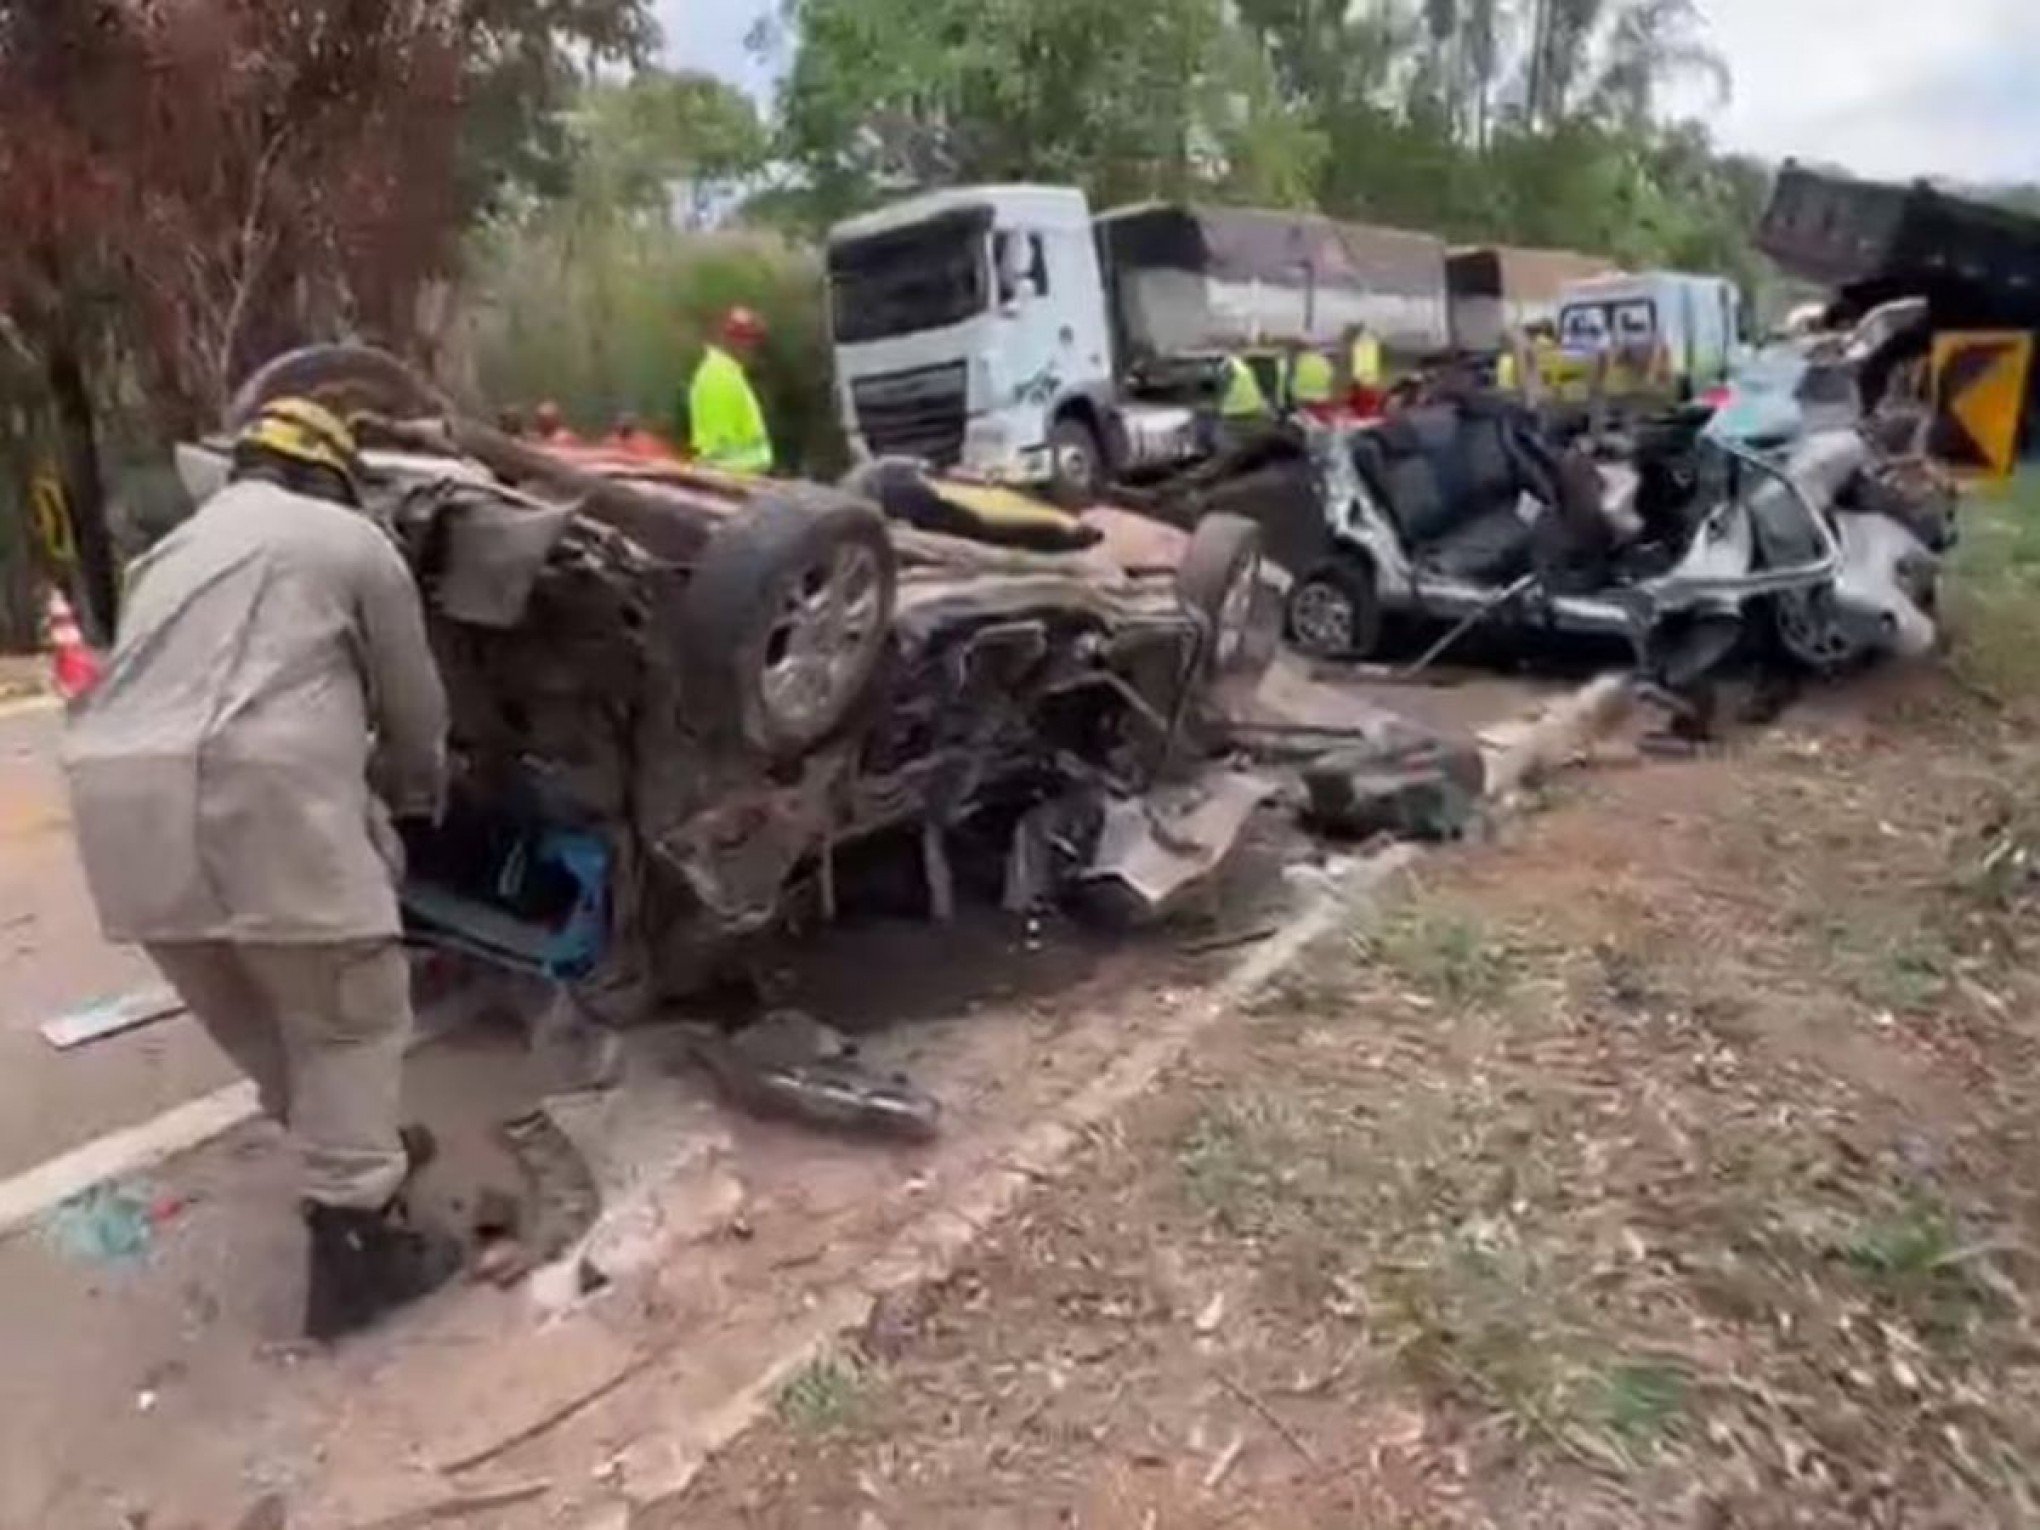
[1553,271,1743,399]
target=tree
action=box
[0,0,654,634]
[571,70,769,226]
[457,0,660,209]
[772,0,1319,224]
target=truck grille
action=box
[851,361,967,466]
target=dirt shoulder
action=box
[662,516,2040,1526]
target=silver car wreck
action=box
[1275,300,1954,683]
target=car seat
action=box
[1356,403,1541,584]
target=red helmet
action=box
[721,306,765,345]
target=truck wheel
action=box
[680,488,898,762]
[1286,556,1382,660]
[225,344,448,431]
[1047,415,1105,507]
[1176,514,1264,678]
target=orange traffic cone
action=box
[44,587,103,702]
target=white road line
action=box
[0,1081,258,1239]
[0,981,478,1241]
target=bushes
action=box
[459,219,847,477]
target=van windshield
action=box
[1559,298,1658,351]
[828,207,991,343]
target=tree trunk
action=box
[44,338,119,644]
[1526,0,1549,131]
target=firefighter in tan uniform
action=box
[62,398,461,1340]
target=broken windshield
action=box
[828,207,992,344]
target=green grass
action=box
[1837,1196,2001,1347]
[1594,1358,1690,1454]
[1945,470,2040,703]
[1357,901,1517,1007]
[1821,923,1957,1013]
[775,1354,869,1436]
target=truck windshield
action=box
[828,207,991,343]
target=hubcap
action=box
[1290,581,1355,655]
[1054,440,1095,490]
[1775,587,1862,670]
[759,541,885,733]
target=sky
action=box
[656,0,2040,187]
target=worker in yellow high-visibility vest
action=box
[1286,344,1336,411]
[686,307,775,473]
[1347,324,1384,389]
[1335,323,1388,417]
[1219,352,1271,420]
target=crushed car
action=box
[177,347,1277,1034]
[1257,298,1955,685]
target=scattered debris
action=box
[1192,1291,1228,1334]
[686,1017,942,1142]
[1202,1429,1246,1490]
[1300,752,1481,841]
[493,1108,600,1280]
[1079,772,1275,924]
[42,1181,158,1264]
[39,986,184,1050]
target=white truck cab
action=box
[827,185,1123,497]
[826,186,1453,501]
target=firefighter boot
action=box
[303,1200,464,1342]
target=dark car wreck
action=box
[180,349,1277,1048]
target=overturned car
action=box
[181,348,1274,1022]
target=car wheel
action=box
[1047,415,1105,507]
[680,488,898,762]
[225,344,449,432]
[1286,556,1382,660]
[1176,514,1264,678]
[1771,585,1870,674]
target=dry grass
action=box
[667,482,2040,1530]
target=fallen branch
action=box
[437,1345,672,1475]
[345,1477,551,1529]
[1180,922,1281,956]
[1215,1369,1319,1467]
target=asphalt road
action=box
[0,657,1556,1184]
[0,700,236,1179]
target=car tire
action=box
[1047,415,1105,507]
[1285,555,1382,660]
[1176,514,1264,679]
[1769,585,1871,675]
[225,344,449,432]
[679,487,898,762]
